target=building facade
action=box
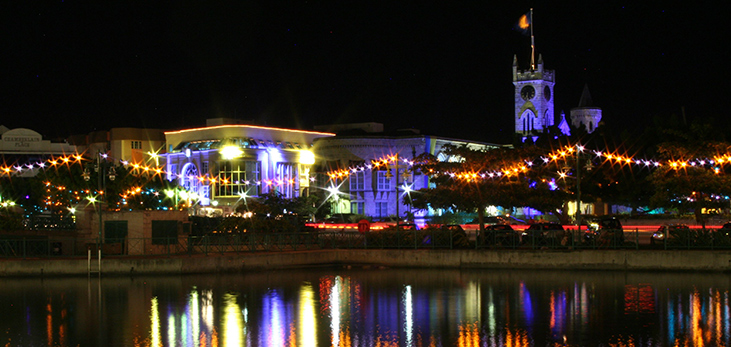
[570,84,602,133]
[513,54,555,140]
[161,119,334,214]
[313,125,506,219]
[0,126,78,177]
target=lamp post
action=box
[574,145,592,231]
[385,153,412,230]
[83,152,116,250]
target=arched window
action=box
[520,109,535,134]
[180,163,202,197]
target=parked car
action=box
[714,223,731,245]
[521,222,567,245]
[651,224,690,245]
[462,216,524,231]
[481,224,519,246]
[585,217,624,245]
[324,213,362,224]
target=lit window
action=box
[377,171,391,191]
[350,171,365,191]
[376,202,388,217]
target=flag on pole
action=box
[515,12,531,35]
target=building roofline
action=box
[164,124,335,136]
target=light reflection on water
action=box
[1,269,730,346]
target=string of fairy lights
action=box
[0,152,301,188]
[325,144,731,182]
[0,151,300,212]
[3,143,730,197]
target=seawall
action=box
[3,249,731,277]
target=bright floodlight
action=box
[220,146,244,160]
[299,150,315,165]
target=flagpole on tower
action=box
[530,8,535,70]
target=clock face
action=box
[544,86,551,101]
[520,85,535,101]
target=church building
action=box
[513,54,555,141]
[570,84,602,133]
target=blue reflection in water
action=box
[519,281,534,327]
[261,289,285,346]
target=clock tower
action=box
[513,54,555,139]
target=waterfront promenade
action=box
[3,248,731,277]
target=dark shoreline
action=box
[3,248,731,277]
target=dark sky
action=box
[0,1,724,143]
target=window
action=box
[168,164,178,179]
[350,171,365,191]
[275,162,297,198]
[351,202,363,215]
[201,161,209,175]
[376,202,388,217]
[131,141,142,149]
[217,160,261,197]
[377,171,391,191]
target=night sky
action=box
[0,2,724,143]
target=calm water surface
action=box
[1,268,730,346]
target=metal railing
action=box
[3,227,731,258]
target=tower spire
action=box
[530,8,535,70]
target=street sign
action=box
[358,219,370,234]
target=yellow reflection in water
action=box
[464,281,481,323]
[694,288,710,347]
[458,322,479,347]
[716,289,723,346]
[505,328,530,346]
[298,283,317,347]
[150,297,161,347]
[222,293,244,347]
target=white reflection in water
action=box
[330,276,341,347]
[299,282,317,347]
[465,281,480,323]
[189,288,199,347]
[487,287,495,337]
[202,290,214,333]
[167,312,176,347]
[403,285,413,346]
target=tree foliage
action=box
[412,144,569,228]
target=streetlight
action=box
[573,145,592,231]
[385,153,412,230]
[83,152,116,250]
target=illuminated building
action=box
[68,127,166,164]
[161,118,334,214]
[0,126,78,177]
[513,54,555,141]
[313,123,506,219]
[570,84,602,134]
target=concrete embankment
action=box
[3,249,731,277]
